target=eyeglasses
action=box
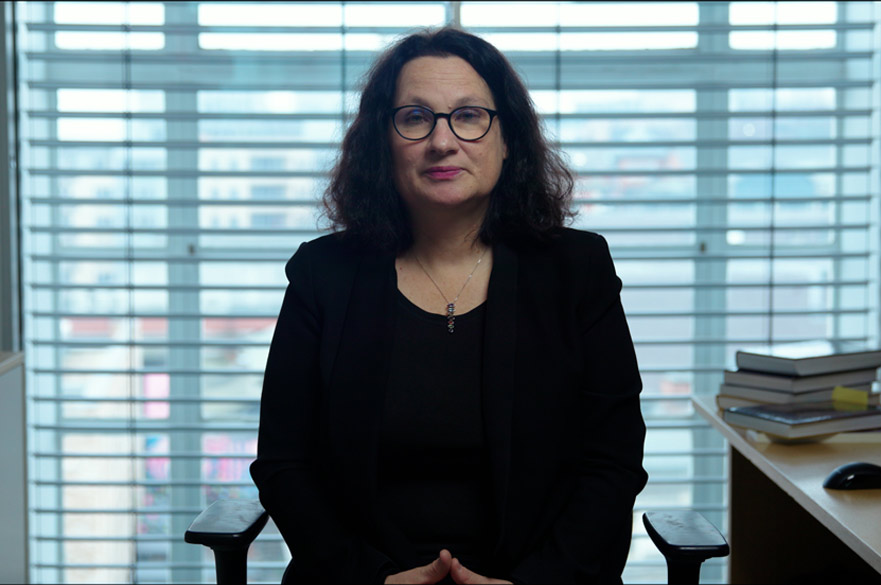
[391,105,498,142]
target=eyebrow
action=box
[395,95,493,110]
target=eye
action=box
[399,107,432,125]
[453,108,486,124]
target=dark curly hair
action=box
[323,26,574,252]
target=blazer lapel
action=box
[325,249,396,500]
[483,240,518,548]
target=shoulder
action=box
[512,227,611,264]
[510,227,620,298]
[553,227,608,252]
[291,231,352,258]
[287,230,371,263]
[284,231,365,283]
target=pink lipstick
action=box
[425,166,462,180]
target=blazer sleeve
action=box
[509,234,649,584]
[249,242,398,583]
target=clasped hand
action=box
[384,549,512,584]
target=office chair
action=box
[186,501,728,584]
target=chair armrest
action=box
[185,499,269,550]
[643,510,729,561]
[643,510,729,585]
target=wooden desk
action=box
[693,394,881,583]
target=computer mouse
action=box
[823,461,881,490]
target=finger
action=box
[450,557,479,584]
[422,550,453,582]
[450,559,513,585]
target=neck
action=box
[395,205,493,330]
[410,230,486,267]
[406,204,489,265]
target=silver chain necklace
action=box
[413,248,488,334]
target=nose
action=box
[427,116,459,154]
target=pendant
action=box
[447,302,456,334]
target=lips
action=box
[425,166,462,180]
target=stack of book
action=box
[722,400,881,443]
[718,341,881,442]
[716,341,881,410]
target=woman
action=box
[250,27,648,584]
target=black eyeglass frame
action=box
[390,105,499,142]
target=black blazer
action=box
[250,228,648,584]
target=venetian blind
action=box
[16,2,878,583]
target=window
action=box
[15,2,879,583]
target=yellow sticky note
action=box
[832,385,870,407]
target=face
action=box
[389,56,507,218]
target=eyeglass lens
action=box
[393,106,492,141]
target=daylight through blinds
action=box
[15,2,878,583]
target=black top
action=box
[378,289,495,575]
